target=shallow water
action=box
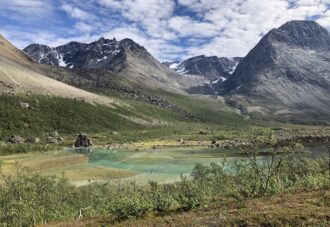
[70,145,329,183]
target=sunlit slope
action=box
[0,35,114,106]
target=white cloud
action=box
[97,0,177,39]
[0,0,53,15]
[2,0,330,61]
[168,16,219,38]
[177,0,330,58]
[62,4,95,21]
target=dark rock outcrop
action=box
[75,133,93,147]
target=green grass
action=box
[0,91,248,143]
[0,95,144,140]
[2,91,326,148]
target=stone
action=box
[57,137,64,143]
[27,137,40,144]
[47,136,58,144]
[8,135,25,144]
[75,133,93,147]
[49,131,59,138]
[198,130,207,135]
[19,102,30,109]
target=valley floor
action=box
[48,189,330,227]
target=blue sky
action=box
[0,0,330,61]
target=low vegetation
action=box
[0,140,328,226]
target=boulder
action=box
[8,135,25,144]
[19,102,30,109]
[198,130,207,135]
[27,137,40,144]
[47,136,58,144]
[75,133,93,147]
[49,131,59,138]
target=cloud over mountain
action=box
[1,0,330,61]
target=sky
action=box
[0,0,330,62]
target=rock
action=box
[47,136,58,144]
[198,130,207,135]
[8,135,25,144]
[75,133,93,147]
[211,139,217,144]
[49,131,59,138]
[27,137,40,144]
[19,102,30,109]
[178,138,185,144]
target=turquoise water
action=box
[86,149,245,182]
[68,145,329,183]
[63,146,328,183]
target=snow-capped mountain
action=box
[24,37,203,93]
[23,38,149,72]
[164,55,242,81]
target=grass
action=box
[0,95,142,139]
[47,189,330,226]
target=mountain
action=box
[219,20,330,121]
[24,38,203,92]
[165,56,242,81]
[24,38,138,71]
[0,34,114,105]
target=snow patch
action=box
[97,56,108,62]
[58,54,67,67]
[169,63,179,69]
[229,62,239,74]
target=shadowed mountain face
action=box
[219,20,330,120]
[165,55,242,81]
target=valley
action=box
[0,17,329,226]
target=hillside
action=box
[218,21,330,122]
[0,35,114,106]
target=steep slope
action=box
[0,35,114,105]
[163,55,242,95]
[24,38,203,92]
[219,20,330,120]
[173,55,242,81]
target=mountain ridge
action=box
[23,37,205,93]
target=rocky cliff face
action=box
[165,55,242,81]
[219,20,330,120]
[23,38,145,71]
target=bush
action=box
[111,183,152,219]
[0,141,328,225]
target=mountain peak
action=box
[267,20,330,50]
